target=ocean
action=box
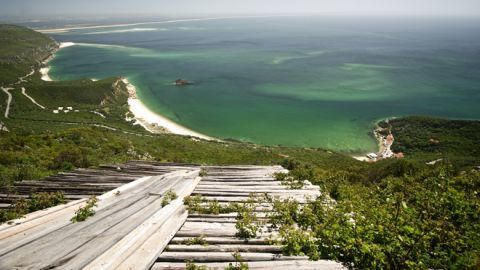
[39,16,480,153]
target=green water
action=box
[48,16,480,153]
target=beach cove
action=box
[41,16,480,153]
[40,42,214,141]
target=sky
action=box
[1,0,480,19]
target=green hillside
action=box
[0,25,57,85]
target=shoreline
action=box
[352,118,397,162]
[40,42,215,141]
[121,78,215,141]
[40,42,76,81]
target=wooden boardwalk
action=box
[154,165,343,270]
[0,161,198,209]
[0,162,344,269]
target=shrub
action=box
[161,189,178,207]
[184,195,237,215]
[280,226,319,260]
[225,251,249,270]
[182,235,208,246]
[235,198,260,240]
[0,192,66,223]
[199,168,208,177]
[71,196,98,223]
[186,261,208,270]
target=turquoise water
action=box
[47,16,480,153]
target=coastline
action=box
[352,118,397,162]
[121,78,214,141]
[40,42,76,81]
[40,42,215,141]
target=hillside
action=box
[0,25,57,85]
[0,25,479,269]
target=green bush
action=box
[182,235,208,246]
[235,197,260,240]
[225,251,249,270]
[0,191,66,223]
[161,189,178,207]
[71,196,98,223]
[279,226,319,260]
[271,166,480,269]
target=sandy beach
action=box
[40,42,213,140]
[40,42,76,81]
[122,78,214,140]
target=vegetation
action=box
[235,197,261,240]
[269,160,480,269]
[225,251,249,270]
[182,235,208,246]
[0,25,56,85]
[184,195,237,215]
[71,196,98,223]
[199,168,208,177]
[387,116,480,166]
[185,261,208,270]
[0,192,65,223]
[161,189,178,207]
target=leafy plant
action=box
[161,189,178,207]
[225,251,249,270]
[0,192,66,223]
[279,226,319,260]
[235,197,260,240]
[184,195,237,215]
[186,261,208,270]
[71,196,98,223]
[182,235,208,246]
[199,168,208,177]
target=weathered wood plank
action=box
[157,252,308,262]
[152,260,345,270]
[169,237,270,245]
[166,244,282,253]
[0,171,198,270]
[84,172,200,270]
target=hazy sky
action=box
[1,0,480,19]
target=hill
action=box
[0,24,57,85]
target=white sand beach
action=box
[40,41,214,140]
[40,42,76,81]
[40,67,52,81]
[122,78,214,141]
[35,15,286,34]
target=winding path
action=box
[21,87,46,109]
[1,87,13,118]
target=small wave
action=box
[177,27,205,31]
[85,28,162,35]
[60,42,76,48]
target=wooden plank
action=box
[0,171,197,269]
[175,222,275,238]
[157,252,308,262]
[170,236,270,245]
[152,260,345,270]
[84,172,201,270]
[0,175,173,266]
[166,244,282,253]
